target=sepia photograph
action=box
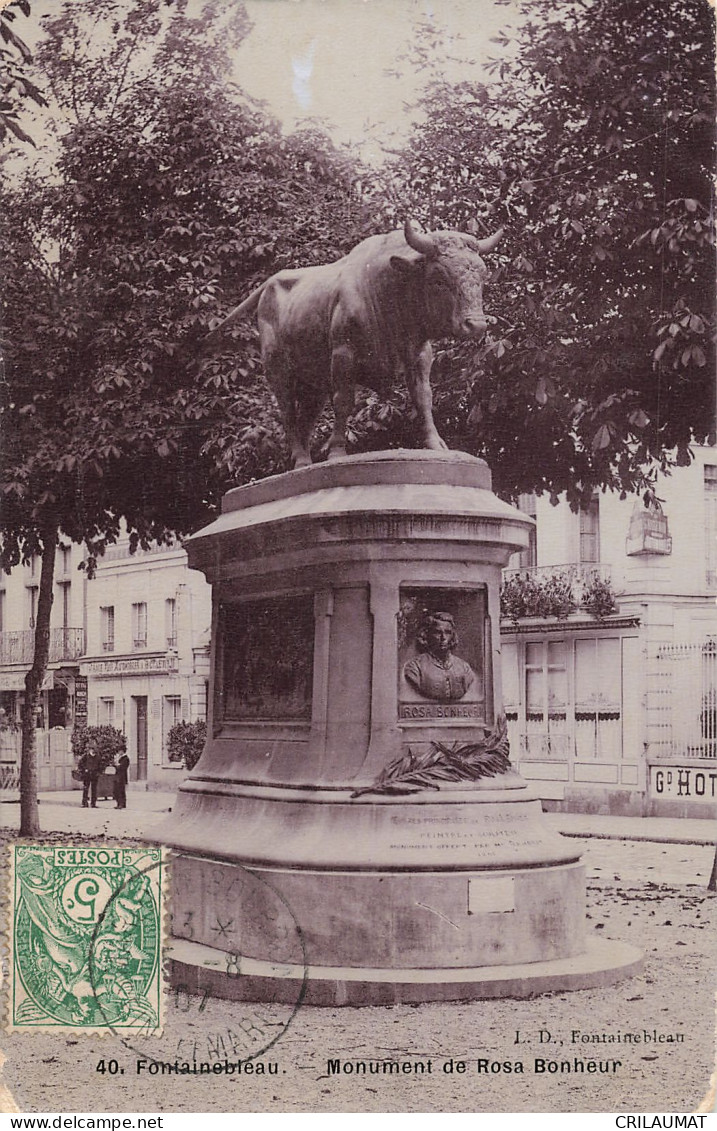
[0,0,715,1117]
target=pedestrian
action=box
[114,752,130,809]
[79,745,101,808]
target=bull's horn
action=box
[404,218,438,258]
[475,227,504,254]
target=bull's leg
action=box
[290,439,312,470]
[266,359,313,469]
[293,383,327,468]
[277,391,312,468]
[328,345,356,460]
[410,341,448,451]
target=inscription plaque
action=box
[468,875,516,915]
[388,811,543,858]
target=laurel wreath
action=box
[351,714,511,798]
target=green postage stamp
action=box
[6,843,166,1034]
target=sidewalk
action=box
[1,787,715,845]
[0,787,174,840]
[546,809,716,846]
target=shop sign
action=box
[83,656,171,677]
[74,675,88,723]
[649,764,717,802]
[626,507,672,556]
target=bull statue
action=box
[205,219,503,468]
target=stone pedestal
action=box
[161,450,642,1003]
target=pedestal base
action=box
[158,782,643,1001]
[164,451,643,1004]
[169,850,586,970]
[168,935,644,1006]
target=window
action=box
[507,634,628,767]
[525,640,568,717]
[574,636,621,760]
[59,545,71,576]
[27,586,38,629]
[163,696,182,758]
[100,606,115,653]
[517,493,538,569]
[705,466,717,588]
[165,598,177,649]
[579,496,600,564]
[99,697,115,727]
[57,581,71,630]
[132,602,147,649]
[56,581,72,659]
[523,639,568,758]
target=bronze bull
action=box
[205,219,502,467]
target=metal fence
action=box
[0,627,85,664]
[0,727,75,790]
[654,640,717,759]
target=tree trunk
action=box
[708,844,717,893]
[20,522,58,837]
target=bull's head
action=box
[394,218,503,339]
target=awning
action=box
[0,672,54,691]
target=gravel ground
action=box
[1,832,714,1114]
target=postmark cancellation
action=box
[5,843,166,1035]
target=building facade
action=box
[0,543,86,790]
[501,445,717,818]
[3,449,716,813]
[79,540,211,789]
[0,538,211,791]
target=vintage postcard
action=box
[1,0,715,1118]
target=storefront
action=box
[501,614,645,814]
[0,668,79,791]
[80,651,209,788]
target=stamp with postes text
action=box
[6,843,165,1034]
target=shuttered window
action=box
[579,496,600,564]
[705,466,717,588]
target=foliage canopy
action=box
[372,0,716,504]
[1,0,382,833]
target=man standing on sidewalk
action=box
[79,746,101,808]
[113,752,130,809]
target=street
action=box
[1,796,715,1113]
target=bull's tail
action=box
[203,283,266,347]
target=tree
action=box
[2,0,378,835]
[71,724,127,773]
[1,0,47,146]
[166,719,207,772]
[369,0,715,505]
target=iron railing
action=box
[652,640,717,759]
[0,628,85,665]
[502,562,614,587]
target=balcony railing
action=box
[503,562,613,585]
[0,628,85,665]
[101,540,179,563]
[501,563,619,622]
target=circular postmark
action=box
[88,853,308,1068]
